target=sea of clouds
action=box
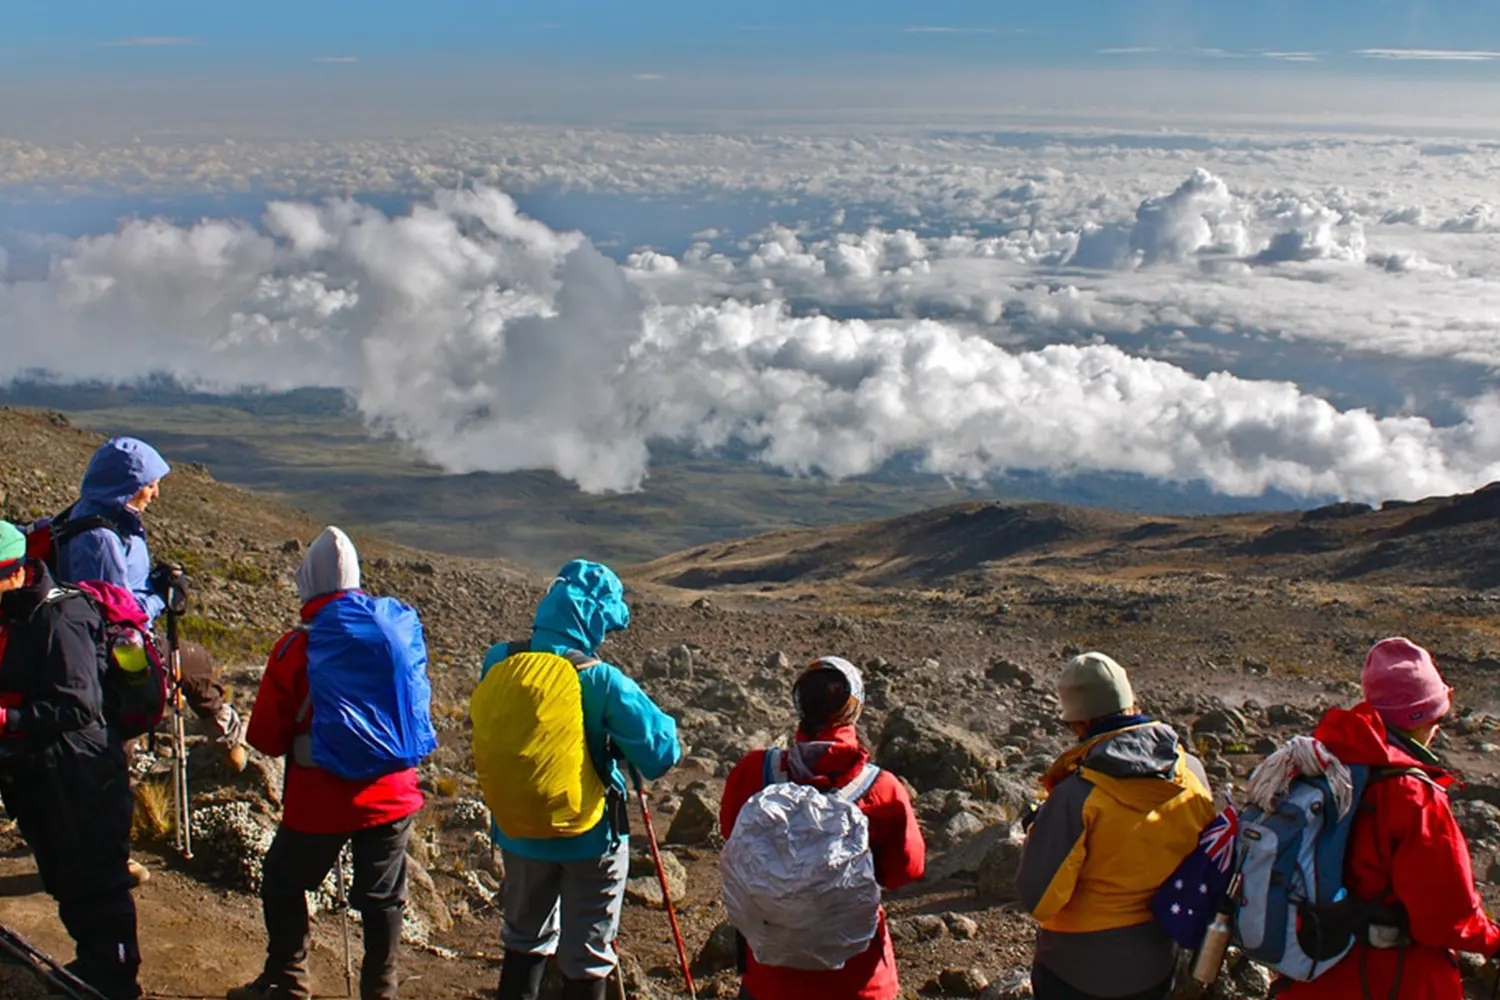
[5,126,1500,502]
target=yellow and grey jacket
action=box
[1018,722,1214,995]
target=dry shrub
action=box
[132,779,174,843]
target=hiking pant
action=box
[500,843,630,981]
[256,815,414,1000]
[175,640,225,722]
[1032,963,1173,1000]
[0,735,141,1000]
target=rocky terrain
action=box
[3,405,1500,999]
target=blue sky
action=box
[9,0,1500,74]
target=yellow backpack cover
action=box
[470,644,607,840]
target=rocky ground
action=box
[3,406,1500,999]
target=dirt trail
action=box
[0,840,498,1000]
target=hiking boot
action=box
[495,951,547,1000]
[226,979,309,1000]
[126,859,150,887]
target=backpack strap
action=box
[762,748,790,786]
[836,764,882,804]
[561,649,601,670]
[50,510,124,547]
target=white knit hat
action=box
[1057,652,1134,723]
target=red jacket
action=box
[247,592,425,835]
[1281,702,1500,1000]
[719,726,926,1000]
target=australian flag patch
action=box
[1150,804,1239,949]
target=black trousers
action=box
[0,734,140,1000]
[257,815,414,1000]
[1032,963,1173,1000]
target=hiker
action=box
[230,527,436,1000]
[1274,638,1500,1000]
[719,656,927,1000]
[52,436,246,770]
[0,521,142,1000]
[1018,652,1216,1000]
[474,560,680,1000]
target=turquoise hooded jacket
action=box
[481,559,681,862]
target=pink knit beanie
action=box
[1362,637,1451,730]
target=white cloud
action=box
[1098,47,1160,55]
[7,187,1500,503]
[1261,51,1321,63]
[104,36,197,47]
[1357,48,1500,61]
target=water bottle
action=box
[1192,911,1234,985]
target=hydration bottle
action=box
[1192,911,1233,985]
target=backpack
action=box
[469,640,608,840]
[22,506,123,576]
[720,749,884,971]
[294,593,437,781]
[1233,760,1379,980]
[36,581,169,740]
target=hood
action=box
[78,438,170,510]
[1314,702,1447,777]
[788,724,871,791]
[296,527,362,603]
[532,559,629,653]
[1046,722,1195,809]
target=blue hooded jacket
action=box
[57,438,171,625]
[481,559,681,862]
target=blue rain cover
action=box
[305,593,438,781]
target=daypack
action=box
[469,640,608,840]
[720,749,884,971]
[295,593,437,781]
[35,581,169,740]
[22,506,124,576]
[1233,760,1374,981]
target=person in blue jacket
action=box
[487,560,680,1000]
[55,438,246,776]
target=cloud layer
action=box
[6,186,1500,502]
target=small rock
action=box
[691,597,714,611]
[889,914,949,943]
[626,851,688,908]
[938,968,989,996]
[1194,709,1248,737]
[986,657,1035,688]
[978,970,1033,1000]
[764,650,792,672]
[943,913,980,940]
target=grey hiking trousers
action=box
[500,843,630,981]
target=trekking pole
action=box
[165,575,192,860]
[0,919,109,1000]
[336,844,354,998]
[626,763,695,1000]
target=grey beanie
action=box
[1057,652,1134,723]
[295,526,361,603]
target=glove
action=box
[1021,800,1041,834]
[148,562,184,600]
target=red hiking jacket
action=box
[720,726,926,1000]
[247,592,425,835]
[1280,702,1500,1000]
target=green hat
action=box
[0,522,26,572]
[1058,651,1135,723]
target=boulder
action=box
[888,913,949,943]
[942,913,980,940]
[1193,708,1248,737]
[665,785,721,846]
[693,921,740,977]
[1454,800,1500,845]
[986,658,1035,688]
[877,706,997,793]
[403,855,454,942]
[976,830,1026,904]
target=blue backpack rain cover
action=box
[1233,765,1371,981]
[304,593,439,781]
